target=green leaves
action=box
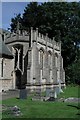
[10,14,22,32]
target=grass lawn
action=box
[58,85,80,98]
[2,85,80,119]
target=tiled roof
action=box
[0,40,13,59]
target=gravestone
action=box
[46,88,51,97]
[32,88,42,101]
[45,87,57,101]
[19,89,27,99]
[35,89,41,98]
[58,79,63,93]
[53,88,58,99]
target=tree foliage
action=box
[10,2,80,84]
[66,48,80,85]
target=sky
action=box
[2,1,49,30]
[1,1,80,30]
[2,2,29,30]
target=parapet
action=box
[30,27,61,51]
[5,30,29,44]
[4,27,61,51]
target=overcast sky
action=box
[1,1,80,30]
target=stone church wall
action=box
[26,28,65,91]
[0,28,65,92]
[0,58,13,92]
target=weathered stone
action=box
[64,97,80,103]
[0,28,65,94]
[19,89,27,99]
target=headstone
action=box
[53,88,58,99]
[58,79,63,93]
[46,88,51,97]
[54,90,57,99]
[32,88,42,101]
[35,89,41,98]
[19,89,27,99]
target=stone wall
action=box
[0,58,13,92]
[2,79,12,91]
[1,28,65,92]
[26,28,65,91]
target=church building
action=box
[0,28,65,95]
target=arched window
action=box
[39,48,44,79]
[39,48,44,67]
[55,53,58,67]
[48,51,52,67]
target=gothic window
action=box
[39,48,44,79]
[19,47,23,70]
[48,51,52,67]
[39,49,44,68]
[14,49,18,68]
[55,53,58,67]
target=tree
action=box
[10,13,23,32]
[66,49,80,85]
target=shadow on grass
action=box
[67,104,80,109]
[76,113,80,115]
[67,104,80,116]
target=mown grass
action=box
[2,85,80,119]
[58,85,80,98]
